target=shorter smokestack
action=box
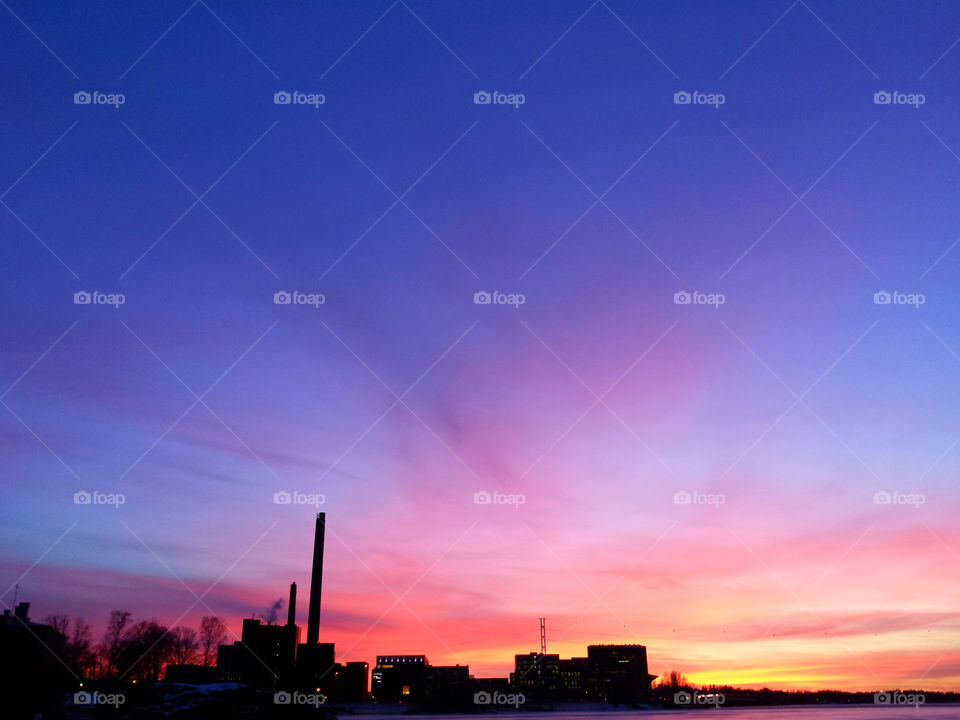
[14,602,29,621]
[287,582,297,627]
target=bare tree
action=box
[658,669,690,688]
[100,609,131,678]
[43,614,94,677]
[67,617,94,676]
[117,620,172,682]
[169,626,199,665]
[44,613,70,636]
[198,616,227,667]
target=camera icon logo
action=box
[74,491,92,505]
[873,491,892,505]
[474,691,492,705]
[274,491,292,505]
[74,291,91,305]
[873,290,891,305]
[474,290,491,305]
[874,692,892,704]
[74,91,91,105]
[274,91,291,105]
[473,491,492,505]
[274,691,292,704]
[274,291,291,305]
[673,91,691,105]
[74,691,93,704]
[673,290,691,305]
[474,91,491,105]
[873,91,891,105]
[674,691,692,704]
[673,491,691,505]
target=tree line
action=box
[43,610,227,682]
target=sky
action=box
[2,0,960,692]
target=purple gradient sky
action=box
[2,0,960,689]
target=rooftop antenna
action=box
[539,617,546,655]
[12,584,19,606]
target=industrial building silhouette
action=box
[0,512,655,711]
[215,512,367,700]
[210,511,656,706]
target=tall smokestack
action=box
[287,582,297,627]
[306,512,325,645]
